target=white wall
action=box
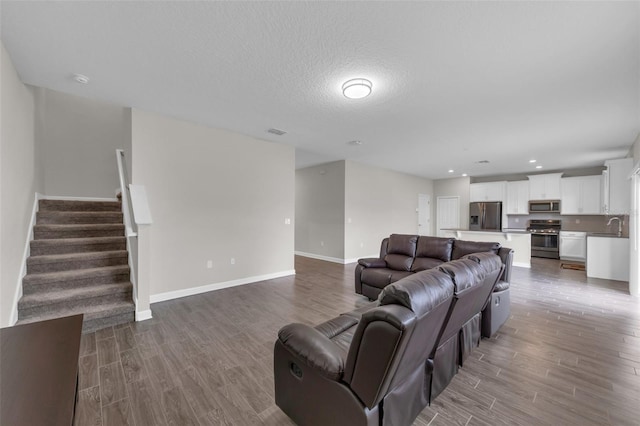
[34,88,127,198]
[0,42,41,326]
[344,160,433,261]
[434,177,471,232]
[295,161,345,260]
[131,109,295,300]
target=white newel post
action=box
[135,225,152,320]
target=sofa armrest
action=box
[278,323,345,381]
[358,258,386,268]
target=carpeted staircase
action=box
[17,199,135,333]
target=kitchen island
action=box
[441,229,531,268]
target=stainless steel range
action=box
[527,219,561,259]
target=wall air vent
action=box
[267,128,287,136]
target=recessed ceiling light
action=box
[448,169,454,173]
[529,159,537,163]
[72,73,89,84]
[267,128,287,136]
[342,78,372,99]
[536,165,543,169]
[462,173,468,177]
[347,140,363,146]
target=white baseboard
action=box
[9,193,40,326]
[513,261,531,268]
[136,309,153,321]
[149,269,296,304]
[40,195,118,202]
[295,251,377,265]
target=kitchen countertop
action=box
[443,228,530,234]
[587,233,628,239]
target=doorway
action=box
[437,196,460,237]
[418,194,431,236]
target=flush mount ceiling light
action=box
[342,78,372,99]
[72,73,89,84]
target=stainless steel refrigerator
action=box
[469,202,502,231]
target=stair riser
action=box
[23,273,130,295]
[31,241,126,256]
[27,255,128,274]
[19,290,133,319]
[39,200,121,212]
[34,228,125,239]
[83,311,135,334]
[37,212,123,225]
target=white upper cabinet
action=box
[469,181,507,202]
[603,158,633,215]
[506,181,529,215]
[528,173,563,200]
[561,175,602,215]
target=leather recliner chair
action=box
[274,268,456,426]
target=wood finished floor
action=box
[74,256,640,426]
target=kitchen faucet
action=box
[606,217,622,237]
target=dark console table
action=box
[1,314,83,426]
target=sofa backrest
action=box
[462,252,505,315]
[436,258,488,341]
[343,268,454,409]
[411,236,454,272]
[451,240,500,260]
[384,234,418,271]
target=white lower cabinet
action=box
[559,231,586,261]
[587,236,629,281]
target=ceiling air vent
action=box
[267,128,287,136]
[476,160,490,164]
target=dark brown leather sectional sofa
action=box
[356,234,513,339]
[274,244,510,426]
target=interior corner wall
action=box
[0,41,41,326]
[434,177,471,232]
[130,109,295,299]
[295,161,346,260]
[34,88,127,198]
[344,161,434,261]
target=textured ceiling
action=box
[2,1,639,179]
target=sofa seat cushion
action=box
[360,269,414,289]
[411,257,445,273]
[451,240,500,260]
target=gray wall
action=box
[344,161,433,260]
[131,109,295,298]
[34,88,127,198]
[295,161,345,260]
[0,42,42,326]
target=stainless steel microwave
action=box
[529,200,560,213]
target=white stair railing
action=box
[116,149,152,321]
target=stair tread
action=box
[34,224,125,230]
[28,250,128,263]
[31,236,125,245]
[39,199,121,212]
[20,282,132,306]
[17,300,135,325]
[23,265,130,284]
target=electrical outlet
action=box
[515,218,520,223]
[206,260,213,269]
[284,218,291,225]
[360,242,364,248]
[230,258,235,265]
[575,219,580,224]
[320,241,324,247]
[347,218,352,224]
